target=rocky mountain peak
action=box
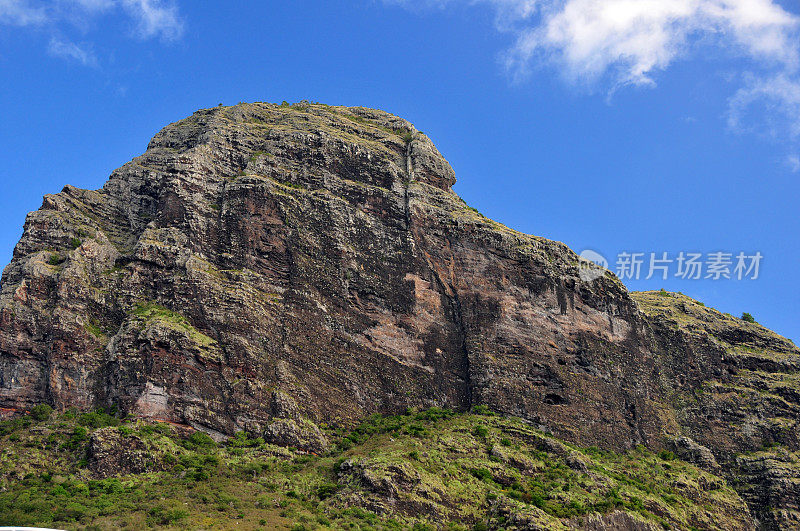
[1,102,799,527]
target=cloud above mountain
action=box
[0,0,183,66]
[387,0,800,143]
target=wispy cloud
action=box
[728,73,800,139]
[121,0,184,41]
[388,0,800,166]
[48,37,97,66]
[0,0,47,26]
[786,154,800,172]
[0,0,184,65]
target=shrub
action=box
[333,457,348,473]
[186,431,217,449]
[627,495,644,511]
[69,238,82,250]
[316,482,338,499]
[62,426,88,450]
[741,312,756,323]
[405,424,428,438]
[473,425,489,438]
[30,404,53,421]
[0,416,31,436]
[149,506,189,526]
[227,431,263,448]
[190,469,210,481]
[78,409,119,428]
[529,492,545,508]
[658,450,675,461]
[152,422,170,435]
[662,493,678,505]
[470,468,493,482]
[471,405,491,415]
[416,407,453,422]
[57,501,88,521]
[48,253,64,266]
[101,478,124,494]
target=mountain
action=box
[0,101,798,529]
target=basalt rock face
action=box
[0,102,798,526]
[0,102,654,445]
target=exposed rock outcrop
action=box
[87,427,162,478]
[0,102,657,448]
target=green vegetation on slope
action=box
[0,407,751,530]
[132,302,216,348]
[632,290,794,352]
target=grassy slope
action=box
[631,290,797,355]
[0,407,751,530]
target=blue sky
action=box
[1,0,798,342]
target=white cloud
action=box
[121,0,183,40]
[0,0,184,65]
[786,154,800,172]
[389,0,799,86]
[67,0,184,41]
[490,0,800,87]
[71,0,116,11]
[48,37,97,66]
[388,0,800,169]
[0,0,47,26]
[728,74,800,138]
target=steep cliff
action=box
[633,291,800,529]
[0,101,653,445]
[0,101,797,528]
